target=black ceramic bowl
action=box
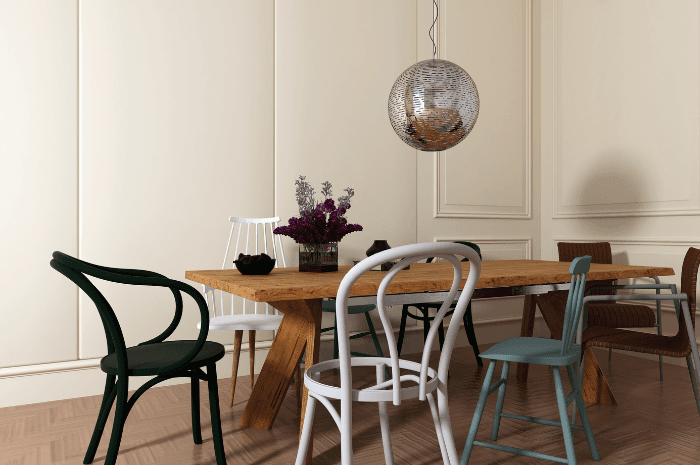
[234,258,276,275]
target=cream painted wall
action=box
[0,0,79,368]
[539,0,700,275]
[4,0,698,410]
[79,0,275,358]
[274,0,418,264]
[417,0,541,324]
[539,0,700,337]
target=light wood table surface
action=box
[186,259,673,463]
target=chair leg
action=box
[463,304,483,366]
[608,347,612,362]
[566,364,600,460]
[553,367,577,465]
[364,312,384,357]
[83,375,117,464]
[460,359,497,465]
[427,392,449,464]
[296,359,303,414]
[437,320,445,351]
[104,377,129,465]
[397,305,409,357]
[295,395,317,465]
[333,314,339,360]
[229,330,243,407]
[376,363,394,465]
[687,355,700,417]
[249,330,256,387]
[365,312,390,379]
[191,374,202,444]
[571,352,587,426]
[421,307,431,343]
[490,361,510,441]
[207,363,227,465]
[657,297,664,381]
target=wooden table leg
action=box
[239,299,322,433]
[302,300,322,465]
[516,294,537,382]
[581,347,618,405]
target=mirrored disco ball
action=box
[388,59,479,151]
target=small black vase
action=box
[366,240,391,256]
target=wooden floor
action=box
[2,346,700,464]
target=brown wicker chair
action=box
[558,242,664,378]
[580,247,700,416]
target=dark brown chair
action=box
[581,247,700,416]
[558,242,664,378]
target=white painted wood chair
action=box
[295,242,482,465]
[199,216,287,406]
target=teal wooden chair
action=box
[460,255,600,465]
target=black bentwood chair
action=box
[50,252,227,465]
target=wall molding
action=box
[551,1,700,219]
[550,236,700,260]
[435,236,533,260]
[435,0,532,219]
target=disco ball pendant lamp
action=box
[388,1,479,152]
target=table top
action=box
[185,260,675,303]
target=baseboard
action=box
[0,314,548,409]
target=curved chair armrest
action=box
[53,251,169,280]
[586,283,674,294]
[577,293,688,345]
[586,276,670,294]
[91,273,209,374]
[583,293,687,304]
[52,251,185,347]
[51,252,210,375]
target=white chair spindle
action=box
[276,221,287,267]
[232,223,243,316]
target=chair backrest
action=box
[560,255,592,354]
[335,242,481,407]
[558,242,612,296]
[204,216,287,318]
[50,251,209,376]
[675,247,700,352]
[426,241,482,263]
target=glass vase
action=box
[299,243,339,272]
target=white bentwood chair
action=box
[295,242,482,465]
[199,216,289,406]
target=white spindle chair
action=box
[295,242,482,465]
[199,217,288,406]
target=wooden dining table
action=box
[186,259,674,463]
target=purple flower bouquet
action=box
[274,176,363,272]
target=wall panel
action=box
[274,0,418,263]
[79,0,274,358]
[553,0,700,218]
[0,0,78,368]
[437,0,531,219]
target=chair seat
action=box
[480,337,580,366]
[303,356,438,403]
[588,303,656,328]
[583,326,690,358]
[322,300,375,315]
[200,313,284,331]
[101,340,226,376]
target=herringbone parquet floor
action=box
[1,346,699,464]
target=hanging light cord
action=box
[429,0,438,59]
